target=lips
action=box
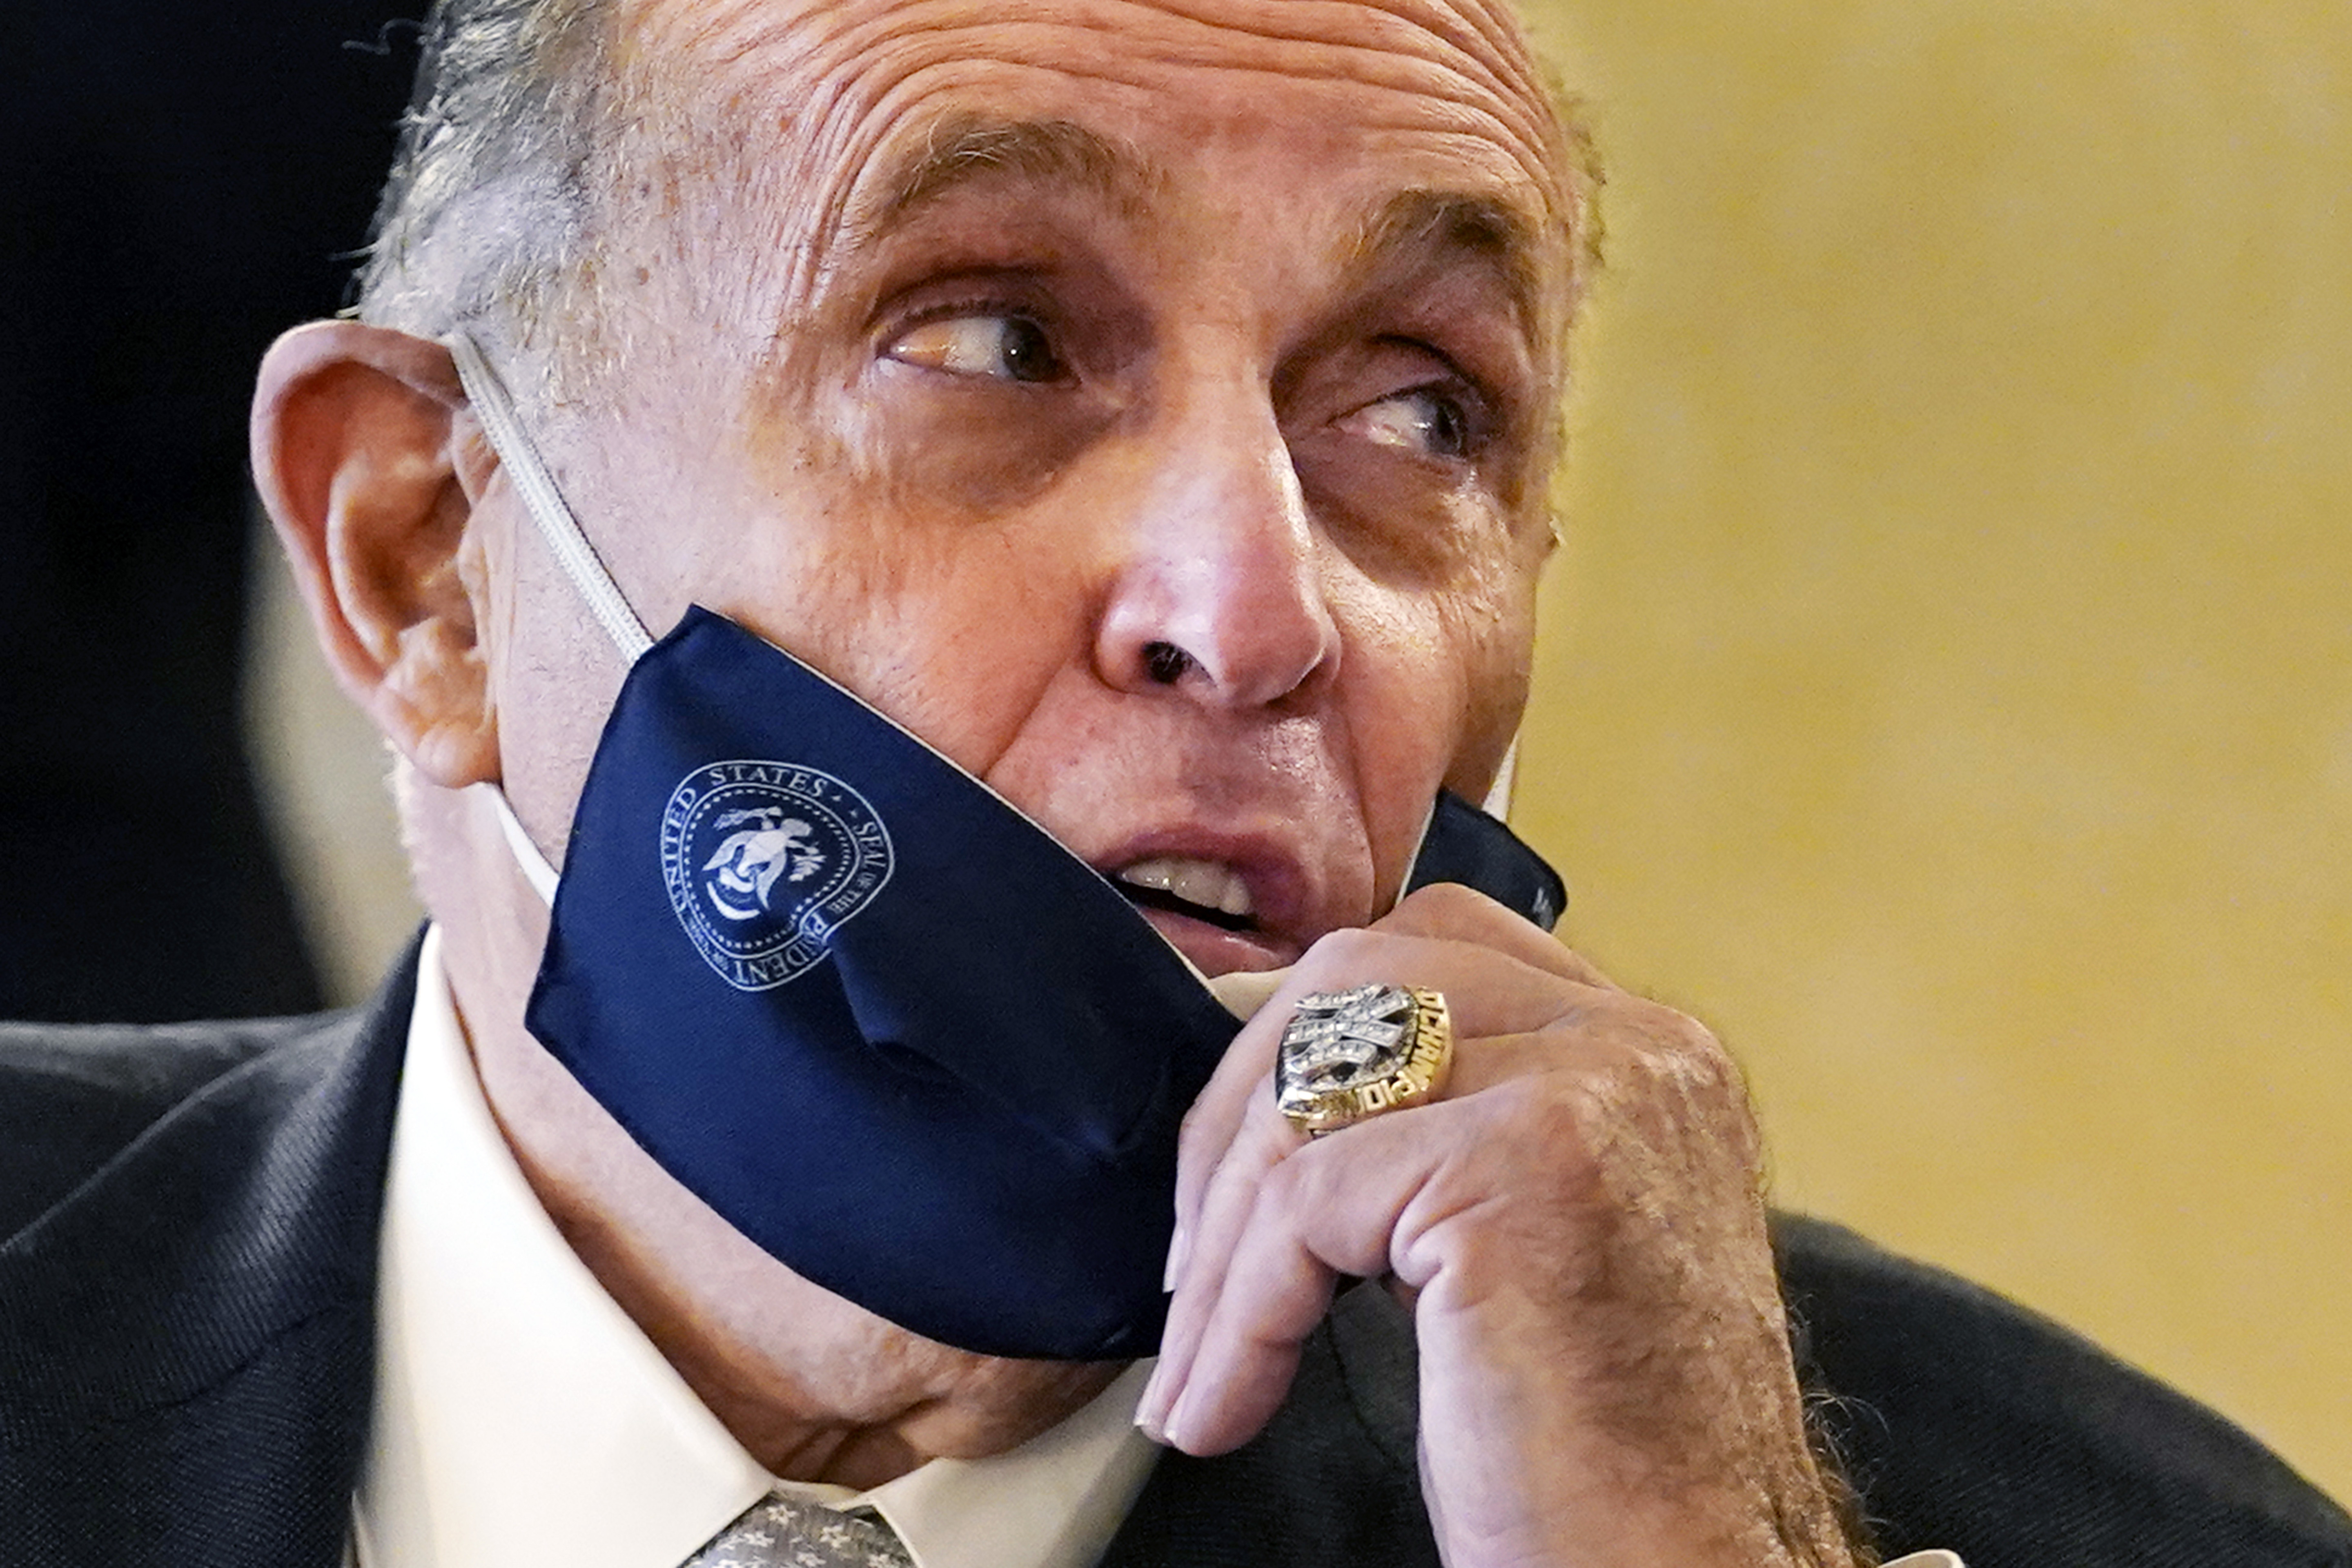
[1091,831,1324,974]
[1111,855,1256,929]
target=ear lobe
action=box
[252,321,501,789]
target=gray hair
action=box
[357,0,617,370]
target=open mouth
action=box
[1111,856,1258,934]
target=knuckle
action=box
[1391,880,1501,928]
[1649,1006,1746,1100]
[1295,924,1404,980]
[1175,1100,1217,1169]
[1246,1145,1312,1231]
[1497,1018,1757,1168]
[1482,1072,1603,1172]
[1617,1018,1767,1175]
[1585,995,1746,1101]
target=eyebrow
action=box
[842,116,1155,250]
[1344,189,1553,344]
[837,118,1556,344]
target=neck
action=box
[403,777,1123,1485]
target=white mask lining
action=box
[487,783,561,908]
[1482,740,1518,820]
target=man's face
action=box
[493,0,1572,978]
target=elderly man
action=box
[4,2,2348,1566]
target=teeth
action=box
[1115,856,1256,920]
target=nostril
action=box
[1143,641,1195,685]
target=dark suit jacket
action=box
[4,942,2348,1568]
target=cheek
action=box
[708,383,1105,774]
[860,582,1084,773]
[1330,598,1470,881]
[813,363,1115,520]
[1289,440,1518,593]
[487,514,636,849]
[1294,453,1544,773]
[1338,556,1537,832]
[704,470,1097,779]
[1433,546,1542,794]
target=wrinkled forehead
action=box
[603,0,1579,335]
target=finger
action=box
[1171,930,1597,1277]
[1187,929,1588,1171]
[1158,1181,1337,1454]
[1169,968,1321,1285]
[1158,1098,1466,1454]
[1152,1025,1574,1443]
[1378,881,1619,991]
[1146,1070,1296,1432]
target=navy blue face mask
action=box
[451,336,1565,1361]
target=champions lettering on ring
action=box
[659,760,894,991]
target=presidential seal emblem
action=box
[660,760,894,991]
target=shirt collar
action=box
[355,927,1160,1568]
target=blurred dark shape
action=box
[0,4,425,1021]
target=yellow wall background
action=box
[236,0,2348,1512]
[1512,0,2350,1503]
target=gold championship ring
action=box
[1274,983,1454,1136]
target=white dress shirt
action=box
[351,928,1959,1568]
[353,929,1159,1568]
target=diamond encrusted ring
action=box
[1274,982,1454,1137]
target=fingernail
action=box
[1136,1360,1168,1430]
[1161,1385,1194,1452]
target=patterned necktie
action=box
[682,1492,916,1568]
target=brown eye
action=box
[885,313,1065,383]
[1335,387,1471,460]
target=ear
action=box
[252,321,501,789]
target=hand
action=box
[1135,885,1866,1568]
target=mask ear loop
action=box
[447,333,654,905]
[447,334,653,663]
[492,793,561,906]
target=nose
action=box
[1094,391,1341,710]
